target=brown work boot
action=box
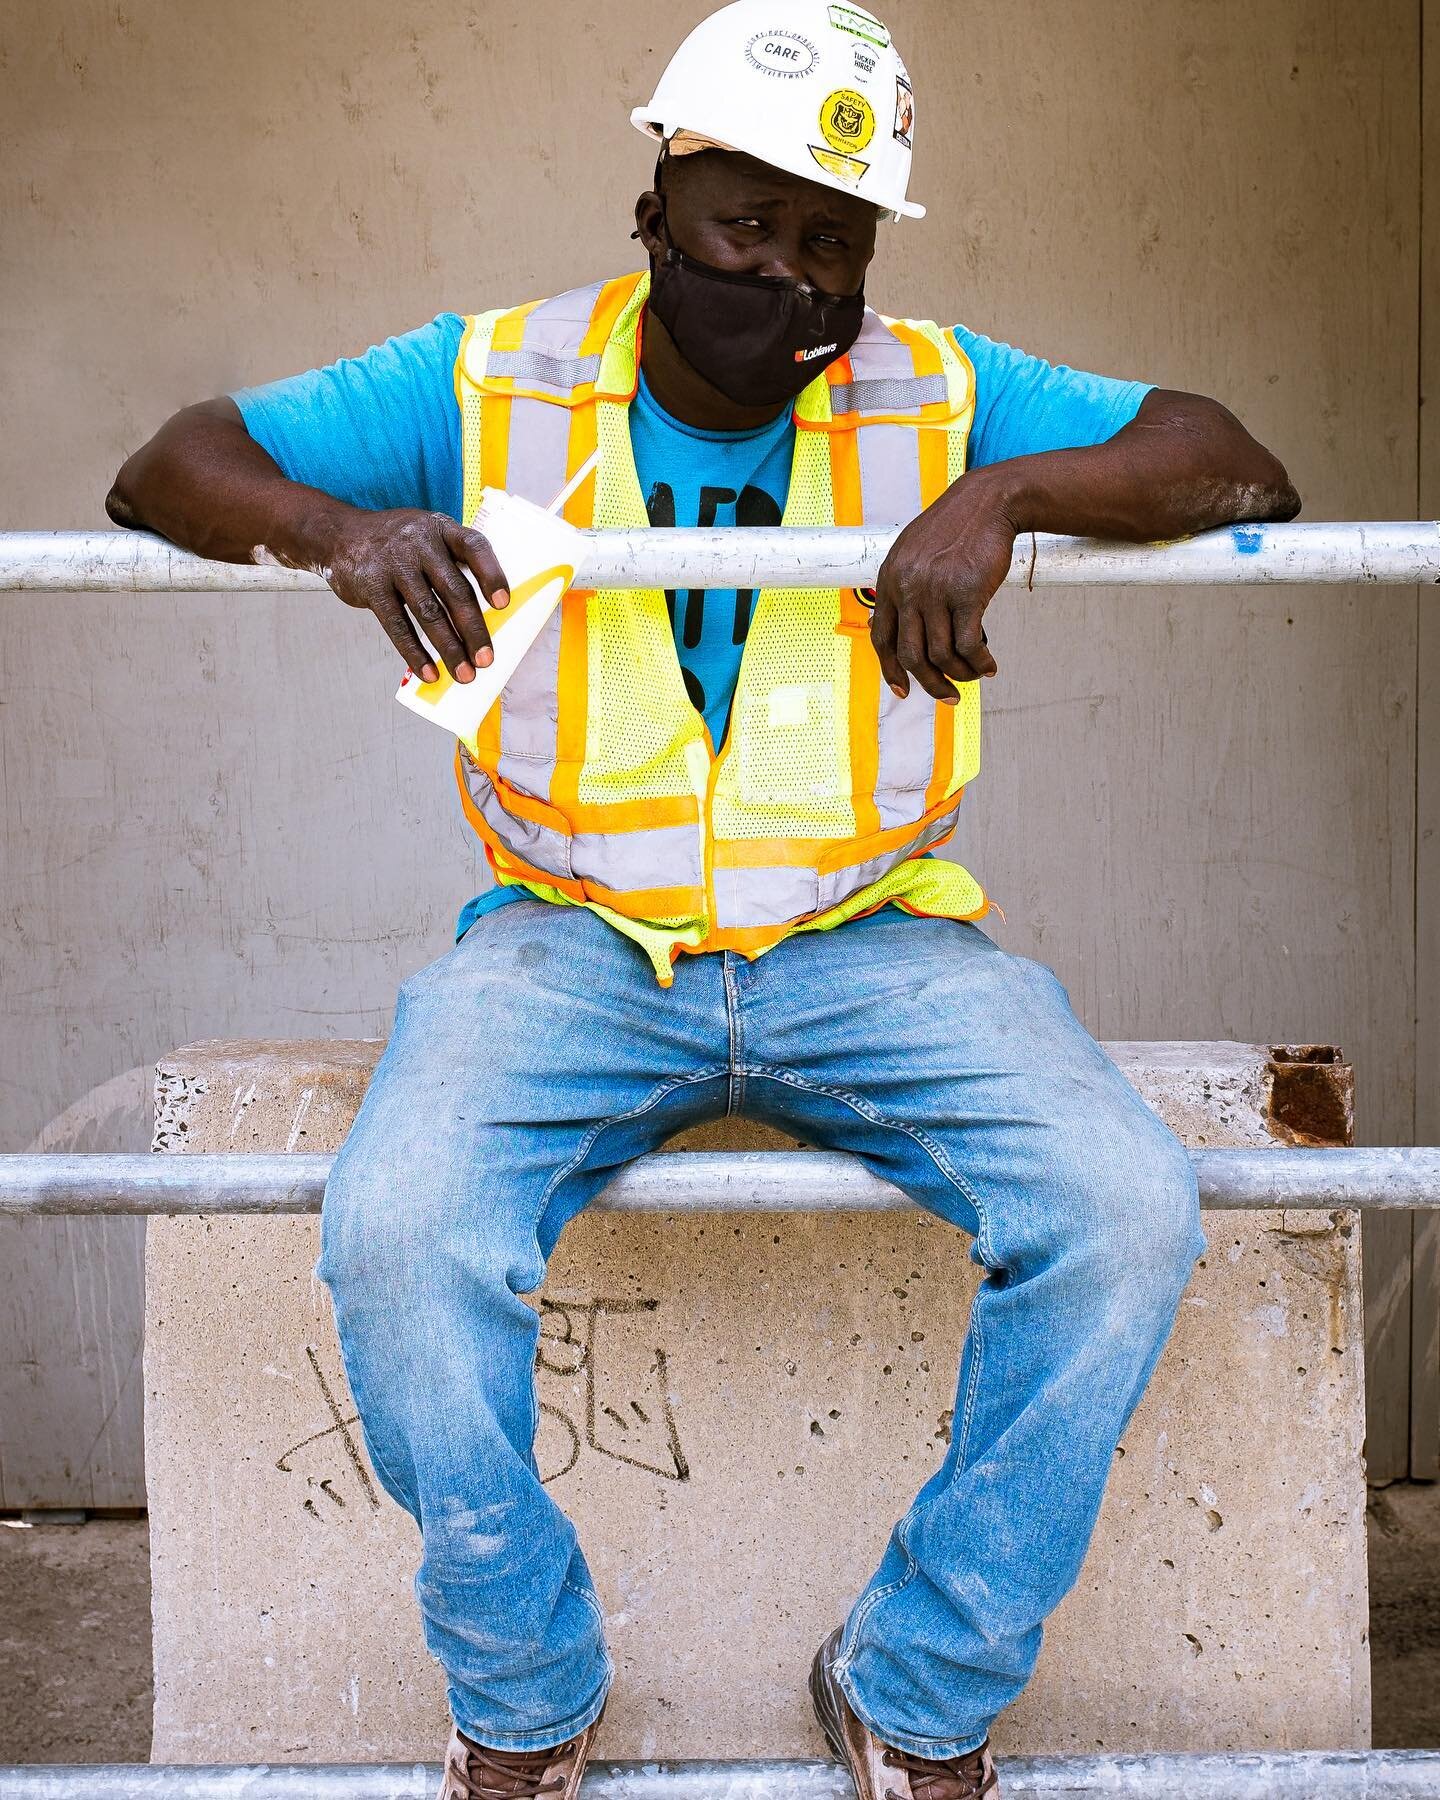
[810,1627,999,1799]
[436,1710,603,1800]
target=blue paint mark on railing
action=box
[1232,525,1265,555]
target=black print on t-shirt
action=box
[732,484,783,641]
[644,480,785,656]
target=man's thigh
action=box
[323,902,732,1274]
[383,900,726,1114]
[736,914,1193,1257]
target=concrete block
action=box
[146,1039,1367,1762]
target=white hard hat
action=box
[630,0,924,222]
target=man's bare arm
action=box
[107,398,508,683]
[872,389,1301,700]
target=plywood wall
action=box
[0,0,1426,1495]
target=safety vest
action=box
[453,270,989,984]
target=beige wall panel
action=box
[0,1,1421,1476]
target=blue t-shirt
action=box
[233,307,1149,941]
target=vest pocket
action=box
[736,684,846,805]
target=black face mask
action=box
[646,224,866,409]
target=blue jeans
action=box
[317,902,1203,1760]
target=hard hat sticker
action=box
[745,30,818,77]
[819,88,876,154]
[809,145,870,186]
[827,4,890,49]
[894,72,914,149]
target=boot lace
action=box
[881,1742,998,1800]
[449,1737,568,1799]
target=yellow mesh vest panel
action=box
[457,310,505,526]
[712,415,853,841]
[581,284,709,807]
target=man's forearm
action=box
[967,388,1301,545]
[107,397,513,683]
[106,396,359,570]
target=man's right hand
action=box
[105,398,511,686]
[322,508,511,685]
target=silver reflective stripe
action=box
[856,419,923,528]
[461,762,573,883]
[571,820,704,894]
[521,282,607,360]
[714,862,820,930]
[815,805,962,914]
[492,397,572,781]
[492,391,573,509]
[498,606,562,774]
[873,684,940,832]
[462,755,704,897]
[829,373,949,415]
[486,349,603,388]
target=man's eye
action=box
[729,217,763,229]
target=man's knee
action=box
[1047,1102,1204,1311]
[317,1127,539,1312]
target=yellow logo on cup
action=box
[819,87,876,153]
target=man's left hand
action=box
[869,474,1010,701]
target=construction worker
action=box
[107,3,1300,1795]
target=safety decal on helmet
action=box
[809,145,870,186]
[894,71,914,148]
[819,88,876,154]
[827,4,890,49]
[746,30,818,77]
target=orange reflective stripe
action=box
[887,321,951,504]
[711,790,964,876]
[824,786,963,871]
[581,273,644,358]
[831,418,880,841]
[713,837,829,870]
[692,920,794,955]
[581,880,704,918]
[566,794,699,832]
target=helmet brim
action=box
[628,110,926,220]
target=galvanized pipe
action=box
[3,1754,1440,1798]
[2,522,1438,594]
[1,1146,1437,1216]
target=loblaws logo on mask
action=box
[794,342,840,363]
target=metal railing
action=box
[4,526,1438,1797]
[3,1751,1440,1798]
[2,520,1439,593]
[1,1145,1438,1215]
